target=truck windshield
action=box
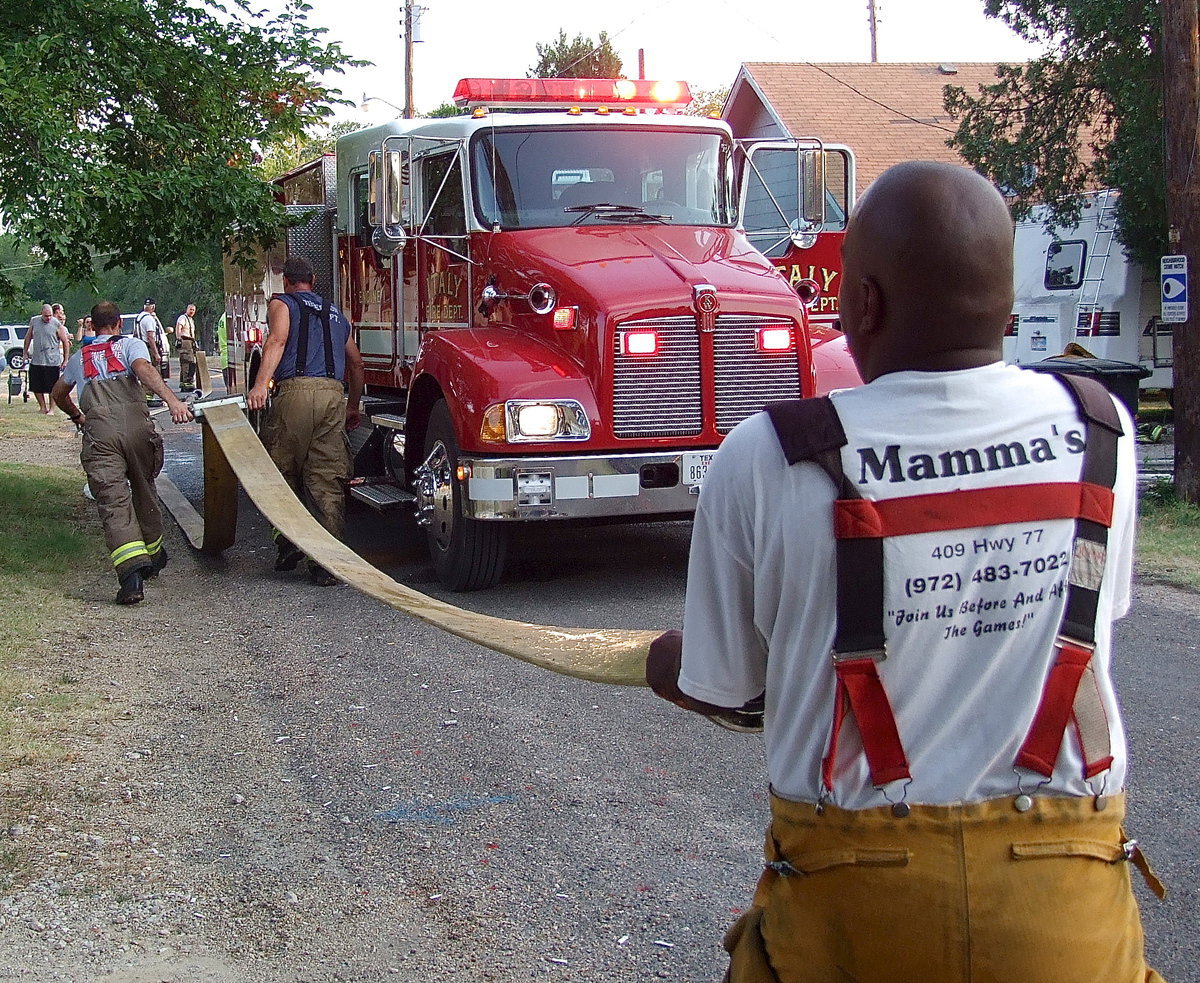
[471,127,734,229]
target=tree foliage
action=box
[944,0,1163,268]
[258,120,362,181]
[426,102,468,118]
[685,86,731,118]
[0,233,223,344]
[0,0,360,299]
[529,30,623,79]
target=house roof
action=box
[732,62,1011,194]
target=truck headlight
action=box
[479,399,591,443]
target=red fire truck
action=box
[224,77,856,589]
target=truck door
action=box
[344,167,398,378]
[414,147,472,337]
[738,142,853,325]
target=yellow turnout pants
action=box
[725,792,1163,983]
[262,376,349,540]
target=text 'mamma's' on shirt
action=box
[679,363,1135,809]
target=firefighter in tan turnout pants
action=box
[52,302,194,604]
[247,255,364,587]
[648,162,1164,982]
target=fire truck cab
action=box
[226,78,842,589]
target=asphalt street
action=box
[160,417,1198,981]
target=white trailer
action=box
[1008,189,1172,392]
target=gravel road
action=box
[0,415,1195,983]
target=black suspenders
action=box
[293,295,336,378]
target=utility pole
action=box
[403,0,415,119]
[867,0,879,63]
[1163,0,1199,501]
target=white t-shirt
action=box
[134,311,162,348]
[679,363,1136,809]
[61,336,151,394]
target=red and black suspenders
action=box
[766,374,1123,813]
[81,340,128,379]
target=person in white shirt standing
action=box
[647,162,1162,982]
[175,303,200,391]
[22,303,71,414]
[132,298,164,366]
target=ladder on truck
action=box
[1075,189,1118,343]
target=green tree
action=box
[0,233,223,344]
[529,30,623,79]
[426,102,468,118]
[258,120,363,181]
[943,1,1163,269]
[0,0,360,299]
[686,86,730,118]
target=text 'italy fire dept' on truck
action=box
[224,77,855,590]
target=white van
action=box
[1009,189,1171,392]
[1,324,29,370]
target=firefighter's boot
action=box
[274,535,304,572]
[145,546,169,579]
[115,567,146,605]
[309,562,338,587]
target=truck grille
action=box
[713,316,801,433]
[612,317,702,437]
[612,315,802,438]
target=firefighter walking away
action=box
[52,301,194,604]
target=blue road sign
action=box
[1161,255,1188,323]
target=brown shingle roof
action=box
[738,62,1012,194]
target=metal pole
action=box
[867,0,878,63]
[403,0,415,118]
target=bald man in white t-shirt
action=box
[648,162,1160,983]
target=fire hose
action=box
[155,400,657,686]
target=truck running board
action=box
[350,482,416,511]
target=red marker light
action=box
[452,78,692,110]
[621,330,658,355]
[552,307,577,331]
[758,327,793,352]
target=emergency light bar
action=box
[453,78,692,110]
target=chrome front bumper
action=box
[457,449,713,520]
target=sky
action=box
[295,0,1047,124]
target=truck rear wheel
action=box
[420,400,507,591]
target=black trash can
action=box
[1025,356,1152,419]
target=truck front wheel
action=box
[418,400,508,591]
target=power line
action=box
[713,0,958,134]
[550,0,679,77]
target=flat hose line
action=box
[155,402,657,686]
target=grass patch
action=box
[0,388,66,438]
[0,460,104,851]
[0,461,95,581]
[1138,478,1200,592]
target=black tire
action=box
[421,400,507,591]
[6,350,25,371]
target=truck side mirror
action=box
[368,148,409,256]
[798,149,826,231]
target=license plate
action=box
[682,452,715,487]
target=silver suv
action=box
[1,324,29,370]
